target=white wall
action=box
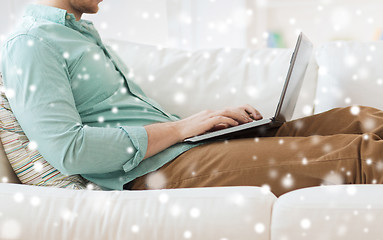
[166,0,250,50]
[259,0,383,48]
[85,0,168,46]
[0,0,168,47]
[0,0,32,42]
[2,0,383,51]
[166,0,383,50]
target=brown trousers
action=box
[130,106,383,197]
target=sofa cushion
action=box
[271,185,383,240]
[0,74,101,190]
[0,184,276,240]
[315,41,383,113]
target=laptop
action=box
[184,32,313,143]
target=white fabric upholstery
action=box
[106,40,318,121]
[1,39,383,239]
[271,185,383,240]
[0,184,276,240]
[315,41,383,113]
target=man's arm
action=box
[2,34,263,172]
[143,105,263,159]
[1,34,148,175]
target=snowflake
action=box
[176,77,183,84]
[100,22,108,29]
[126,147,134,154]
[318,66,328,76]
[33,161,43,172]
[323,171,343,185]
[322,143,332,153]
[261,184,271,194]
[174,92,186,104]
[346,185,357,195]
[269,169,278,179]
[344,55,358,67]
[302,105,313,116]
[30,196,41,207]
[300,218,311,229]
[366,158,373,165]
[131,224,140,233]
[111,107,118,114]
[350,105,360,115]
[183,230,192,239]
[93,53,100,60]
[254,223,265,234]
[170,204,181,217]
[189,207,200,218]
[229,193,245,206]
[61,209,77,221]
[28,141,38,150]
[16,68,23,76]
[246,86,259,98]
[362,118,376,131]
[148,74,155,82]
[363,134,369,140]
[146,172,167,190]
[0,220,21,239]
[63,52,70,59]
[120,87,127,94]
[281,173,294,188]
[337,224,348,236]
[27,39,34,47]
[376,161,383,171]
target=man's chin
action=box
[87,6,99,14]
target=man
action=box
[1,0,383,196]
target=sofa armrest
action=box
[0,184,276,240]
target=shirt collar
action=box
[23,4,78,25]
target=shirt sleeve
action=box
[1,34,148,175]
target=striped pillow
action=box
[0,75,101,190]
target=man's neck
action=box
[36,0,82,20]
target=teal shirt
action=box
[0,4,201,190]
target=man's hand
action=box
[143,104,262,159]
[173,104,263,141]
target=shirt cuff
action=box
[119,126,148,172]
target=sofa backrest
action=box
[106,39,319,120]
[314,41,383,113]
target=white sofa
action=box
[1,39,383,239]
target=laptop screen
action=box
[273,33,313,123]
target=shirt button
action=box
[66,15,71,20]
